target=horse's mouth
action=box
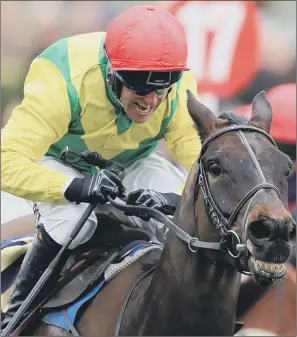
[245,239,289,286]
[248,255,286,286]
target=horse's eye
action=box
[208,163,222,176]
[285,164,292,177]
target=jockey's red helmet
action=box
[105,4,190,72]
[235,83,296,145]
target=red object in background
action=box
[167,1,261,99]
[236,83,296,213]
[235,83,296,145]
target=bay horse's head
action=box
[187,90,296,287]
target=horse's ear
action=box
[250,91,272,133]
[187,90,218,141]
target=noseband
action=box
[193,124,281,273]
[108,124,282,275]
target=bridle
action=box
[193,124,281,273]
[6,125,285,337]
[48,124,285,337]
[108,124,282,274]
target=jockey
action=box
[1,4,201,326]
[235,83,296,213]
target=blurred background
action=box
[1,2,296,335]
[2,0,296,216]
[1,0,296,125]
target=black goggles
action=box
[114,70,183,96]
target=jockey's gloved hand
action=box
[125,189,180,220]
[64,169,127,205]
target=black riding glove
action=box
[64,169,127,205]
[125,189,180,221]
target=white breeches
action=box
[31,154,188,249]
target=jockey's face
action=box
[120,86,168,123]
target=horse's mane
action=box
[217,111,250,126]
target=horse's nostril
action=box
[247,220,272,241]
[288,222,296,241]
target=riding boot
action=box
[1,227,68,331]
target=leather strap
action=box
[114,266,156,336]
[62,310,80,336]
[107,198,222,252]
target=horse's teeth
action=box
[258,261,264,269]
[255,259,285,274]
[246,240,253,253]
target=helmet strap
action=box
[106,63,124,109]
[108,71,123,100]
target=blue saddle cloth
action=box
[1,235,162,332]
[41,240,162,331]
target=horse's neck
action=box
[123,165,241,336]
[140,235,241,336]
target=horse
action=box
[2,90,296,336]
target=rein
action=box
[109,124,282,274]
[109,124,282,336]
[31,124,283,336]
[107,197,222,252]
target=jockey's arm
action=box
[1,57,72,203]
[164,71,202,172]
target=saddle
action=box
[1,215,162,335]
[1,214,244,335]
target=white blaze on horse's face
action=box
[186,90,296,287]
